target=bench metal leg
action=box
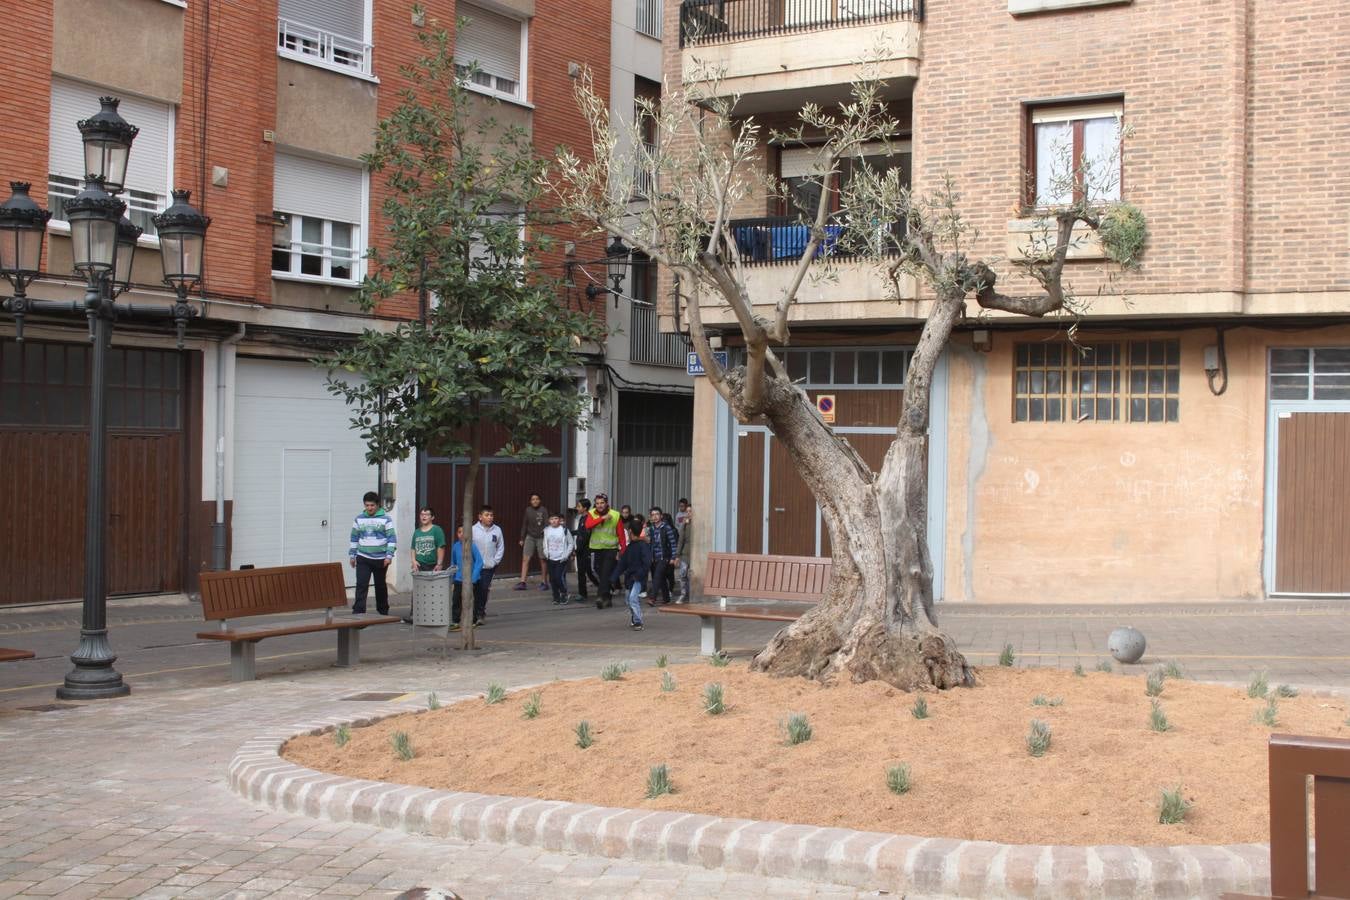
[700,616,723,657]
[230,642,257,682]
[337,629,360,667]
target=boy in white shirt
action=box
[470,505,505,626]
[542,513,576,606]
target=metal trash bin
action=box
[412,570,452,627]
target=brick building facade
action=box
[0,0,634,603]
[667,0,1350,603]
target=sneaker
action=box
[639,591,648,599]
[401,616,414,625]
[473,618,485,627]
[538,583,550,591]
[596,599,604,609]
[449,623,461,632]
[631,622,644,631]
[513,582,527,591]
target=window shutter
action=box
[49,78,172,197]
[273,152,363,224]
[455,4,522,84]
[278,0,365,42]
[779,147,827,179]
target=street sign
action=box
[687,351,728,376]
[816,394,836,423]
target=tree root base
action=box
[751,619,975,692]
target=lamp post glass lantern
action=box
[605,235,629,295]
[77,96,138,194]
[0,97,208,700]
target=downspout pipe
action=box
[212,323,246,570]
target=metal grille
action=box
[629,304,690,368]
[725,215,905,266]
[278,17,373,76]
[637,0,664,38]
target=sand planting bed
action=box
[284,664,1349,846]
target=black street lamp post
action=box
[0,97,210,700]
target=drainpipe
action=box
[213,323,246,570]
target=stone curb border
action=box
[228,706,1272,899]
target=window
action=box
[780,140,911,218]
[1013,339,1179,423]
[1028,101,1122,207]
[271,152,364,284]
[468,202,525,275]
[1269,348,1350,401]
[455,4,527,102]
[0,339,182,430]
[781,347,910,387]
[48,79,173,239]
[277,0,372,77]
[636,0,663,38]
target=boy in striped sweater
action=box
[349,491,396,615]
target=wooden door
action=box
[735,431,764,553]
[1275,412,1350,594]
[767,435,818,556]
[820,433,893,558]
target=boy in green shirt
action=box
[404,506,447,624]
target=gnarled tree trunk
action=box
[746,292,974,691]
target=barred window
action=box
[1013,339,1179,423]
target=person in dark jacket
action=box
[615,518,652,630]
[645,506,678,607]
[571,498,600,602]
[516,493,550,591]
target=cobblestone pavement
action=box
[1,592,1348,898]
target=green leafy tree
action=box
[326,22,604,638]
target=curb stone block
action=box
[1092,845,1142,899]
[629,811,683,861]
[1138,846,1190,900]
[954,840,1004,898]
[1225,843,1272,894]
[563,805,617,857]
[1003,843,1047,898]
[375,786,424,829]
[795,826,857,882]
[1186,844,1244,897]
[693,818,756,869]
[726,820,783,873]
[508,799,556,845]
[598,808,651,858]
[662,813,717,867]
[760,824,819,878]
[871,834,928,892]
[478,795,521,843]
[833,831,894,886]
[910,836,964,896]
[536,802,589,851]
[456,796,507,842]
[1049,845,1091,900]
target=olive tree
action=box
[546,58,1144,690]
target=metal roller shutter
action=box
[49,78,172,197]
[277,0,365,41]
[455,4,522,83]
[273,152,364,224]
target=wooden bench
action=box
[196,563,400,682]
[659,552,830,655]
[0,648,35,662]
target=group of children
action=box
[353,492,694,633]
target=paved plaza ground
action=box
[1,588,1348,898]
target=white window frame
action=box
[456,5,531,107]
[1029,100,1123,209]
[271,169,368,287]
[47,81,175,248]
[276,0,378,82]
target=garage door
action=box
[232,358,377,586]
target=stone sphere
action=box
[1107,626,1147,664]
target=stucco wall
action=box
[52,0,184,104]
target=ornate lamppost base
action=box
[56,629,131,700]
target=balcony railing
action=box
[630,304,691,367]
[725,214,905,266]
[278,17,373,77]
[633,141,658,198]
[679,0,923,47]
[637,0,664,38]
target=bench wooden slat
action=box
[200,562,348,620]
[661,602,808,623]
[0,648,36,662]
[196,614,400,642]
[704,552,831,603]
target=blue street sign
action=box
[687,351,728,376]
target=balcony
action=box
[630,304,692,367]
[679,0,922,114]
[696,214,919,326]
[278,17,373,79]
